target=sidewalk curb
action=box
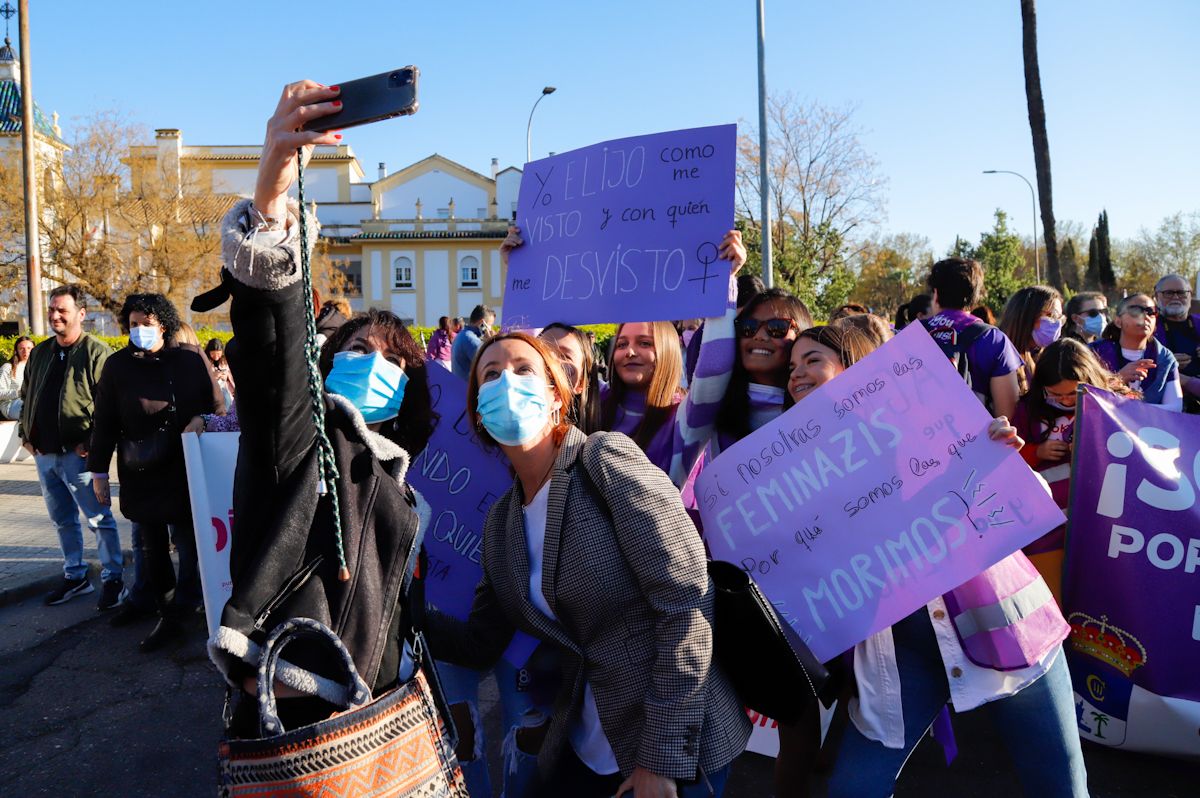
[0,548,135,609]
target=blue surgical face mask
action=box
[129,325,160,350]
[324,350,408,424]
[476,370,552,446]
[1032,316,1063,348]
[1082,314,1106,337]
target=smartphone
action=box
[302,67,419,132]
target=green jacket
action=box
[18,333,112,451]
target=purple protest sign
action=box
[409,364,537,667]
[503,124,736,328]
[696,324,1065,662]
[1063,388,1200,758]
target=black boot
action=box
[110,602,155,628]
[140,608,184,653]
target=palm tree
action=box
[1020,0,1061,291]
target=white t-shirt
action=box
[523,481,619,775]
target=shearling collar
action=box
[326,392,410,484]
[220,198,320,292]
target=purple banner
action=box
[409,364,537,667]
[503,124,735,328]
[696,324,1065,662]
[1063,389,1200,758]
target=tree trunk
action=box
[1020,0,1061,291]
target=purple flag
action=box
[696,324,1065,662]
[503,124,735,328]
[409,364,537,667]
[1063,388,1200,759]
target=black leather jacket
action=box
[207,199,423,710]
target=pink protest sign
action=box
[696,324,1065,662]
[503,124,735,328]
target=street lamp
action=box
[983,169,1040,284]
[526,86,556,163]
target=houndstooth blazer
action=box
[427,426,751,780]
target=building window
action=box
[332,257,363,297]
[459,255,480,288]
[393,256,414,289]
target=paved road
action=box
[0,460,1196,796]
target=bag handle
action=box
[256,617,372,737]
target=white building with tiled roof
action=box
[128,130,521,327]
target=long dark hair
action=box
[319,309,436,458]
[1027,338,1135,435]
[8,335,32,368]
[716,289,813,441]
[205,338,227,367]
[895,294,932,330]
[999,285,1063,395]
[541,322,603,434]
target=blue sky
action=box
[33,0,1199,254]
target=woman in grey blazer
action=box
[429,331,750,798]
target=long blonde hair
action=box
[603,320,684,449]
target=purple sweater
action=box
[605,276,738,487]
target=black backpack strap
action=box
[956,319,991,350]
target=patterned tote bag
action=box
[218,618,467,797]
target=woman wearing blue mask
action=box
[429,331,750,798]
[88,293,224,650]
[199,81,440,739]
[1063,292,1108,344]
[998,285,1064,397]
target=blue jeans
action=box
[531,747,729,798]
[827,611,1088,797]
[34,452,123,582]
[437,659,544,798]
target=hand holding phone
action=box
[302,67,419,132]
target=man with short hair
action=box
[1153,273,1200,411]
[921,258,1022,420]
[452,304,495,380]
[19,285,124,608]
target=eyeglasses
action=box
[1122,305,1157,317]
[1043,388,1076,403]
[1158,289,1192,299]
[1078,308,1106,318]
[736,318,798,339]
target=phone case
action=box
[303,67,420,133]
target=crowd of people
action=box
[12,80,1200,797]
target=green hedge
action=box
[1,324,619,362]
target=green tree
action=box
[947,236,974,259]
[1085,229,1101,291]
[852,233,933,318]
[1095,210,1116,299]
[1059,238,1080,291]
[975,209,1025,311]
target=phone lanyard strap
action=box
[297,149,350,583]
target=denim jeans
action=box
[827,611,1088,798]
[437,659,545,798]
[34,452,123,582]
[127,520,202,611]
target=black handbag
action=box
[118,365,180,472]
[707,559,832,724]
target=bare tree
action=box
[737,94,887,277]
[1020,0,1061,290]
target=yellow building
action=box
[130,129,520,327]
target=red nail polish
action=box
[332,100,342,107]
[329,85,340,91]
[334,134,342,140]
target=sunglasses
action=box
[1078,308,1106,318]
[736,318,798,339]
[1123,305,1157,317]
[1158,289,1192,299]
